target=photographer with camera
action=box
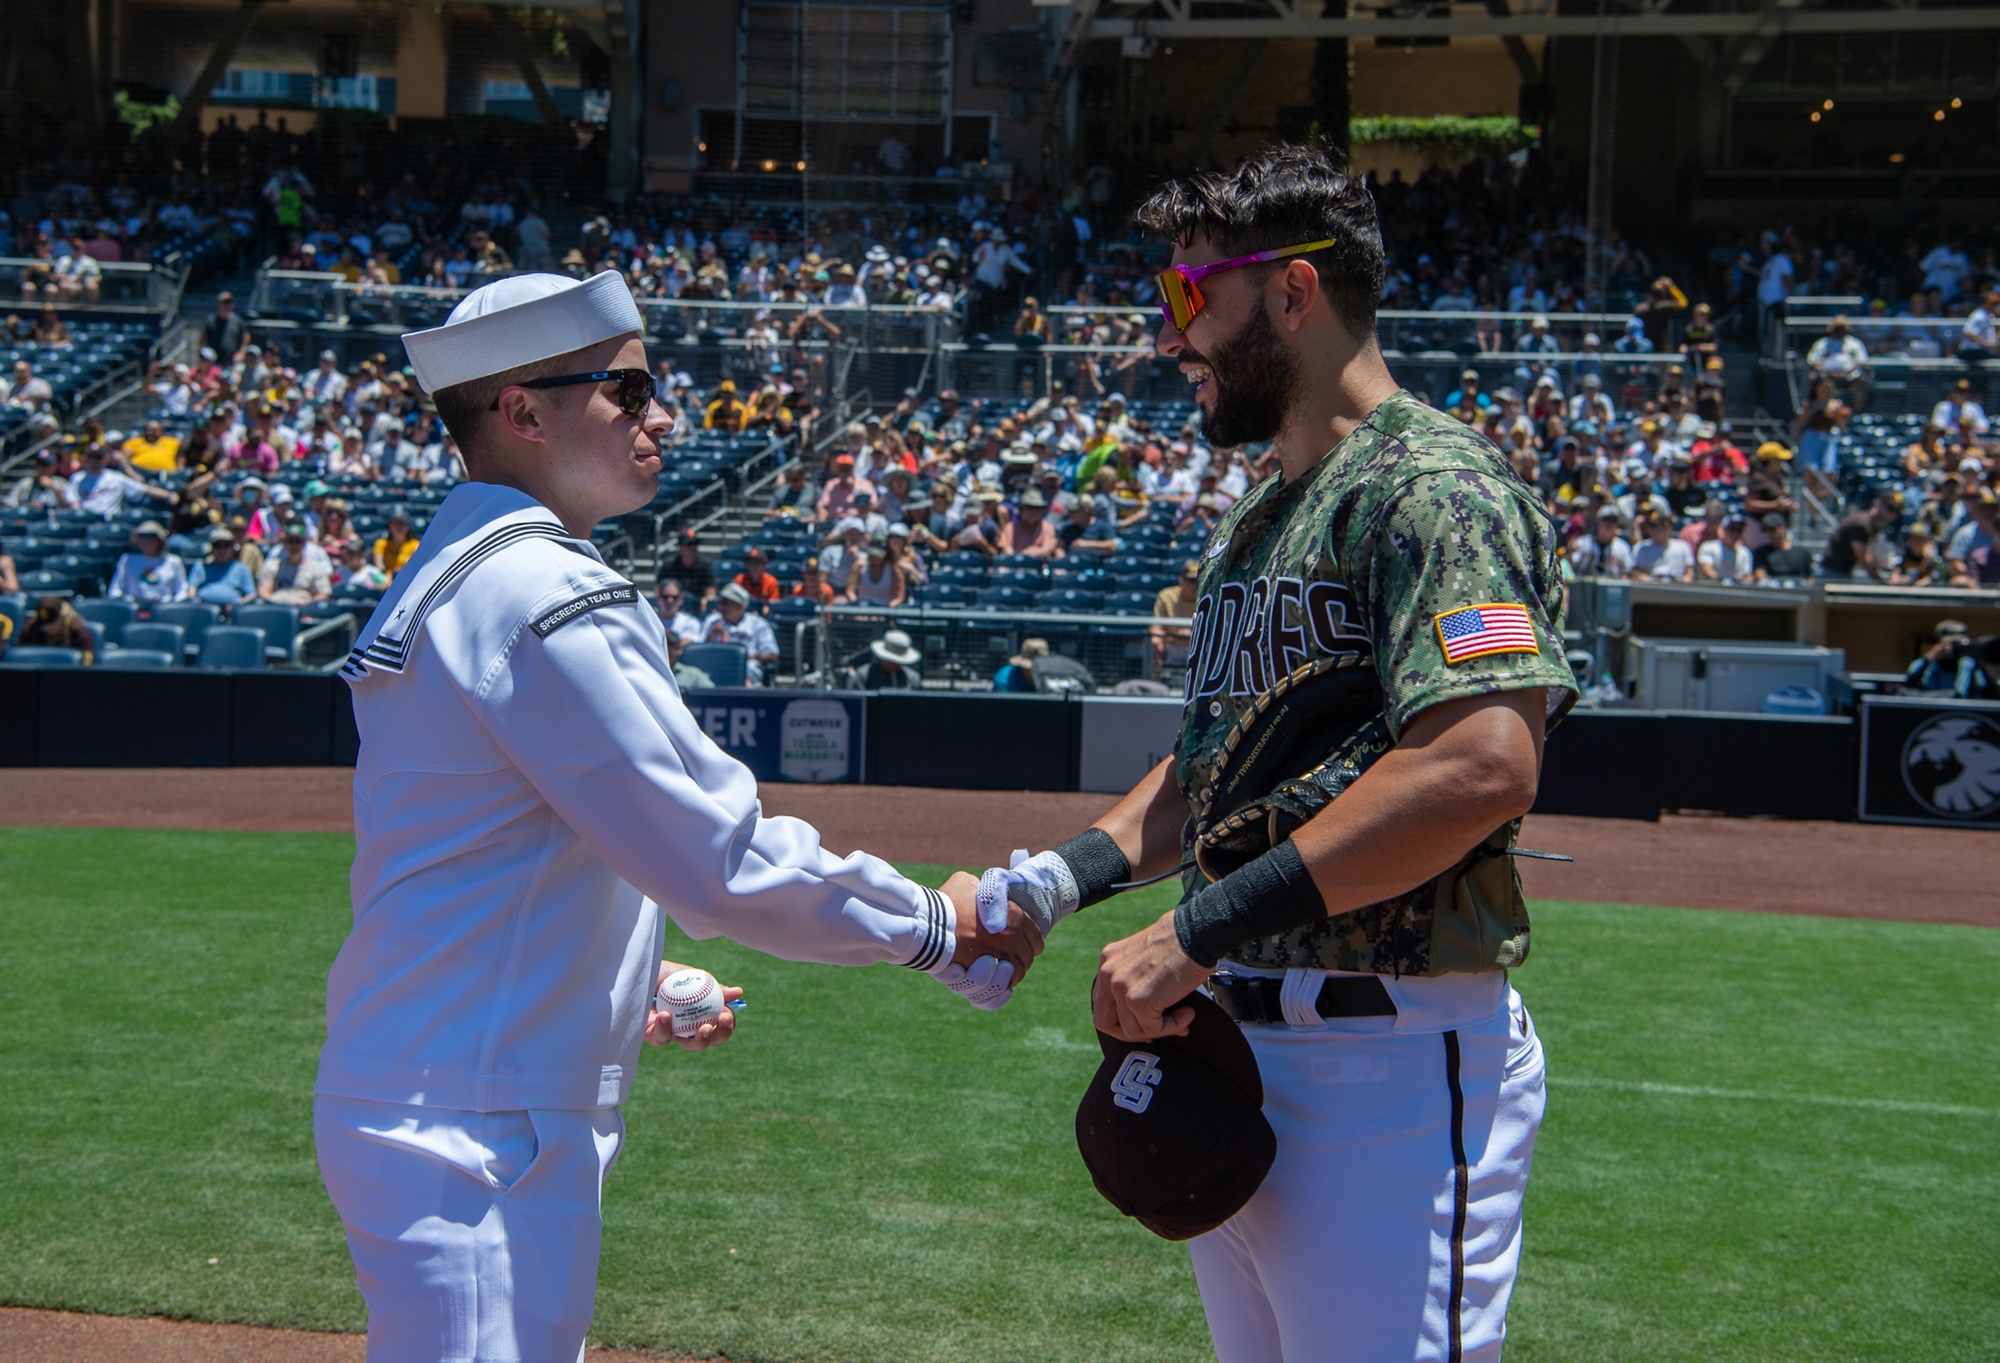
[1905,619,2000,700]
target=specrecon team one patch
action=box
[531,584,640,638]
[1435,603,1538,665]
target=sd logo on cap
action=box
[1075,990,1275,1241]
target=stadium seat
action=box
[231,603,302,663]
[18,570,74,595]
[680,642,747,687]
[915,584,971,606]
[96,649,178,670]
[1036,588,1106,612]
[73,598,138,647]
[1106,591,1158,616]
[121,622,186,657]
[149,602,219,655]
[0,592,24,635]
[3,646,83,667]
[975,586,1034,609]
[198,625,267,669]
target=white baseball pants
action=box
[313,1096,624,1363]
[1188,976,1546,1363]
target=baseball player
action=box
[315,272,1040,1363]
[985,142,1576,1362]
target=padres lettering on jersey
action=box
[1171,390,1579,978]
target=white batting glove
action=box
[977,848,1080,937]
[932,955,1016,1010]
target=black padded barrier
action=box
[39,667,233,767]
[1532,711,1667,821]
[0,667,40,766]
[870,692,1073,791]
[1655,712,1858,821]
[231,672,338,766]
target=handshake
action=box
[925,851,1081,1011]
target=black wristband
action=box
[1172,840,1325,969]
[1051,828,1131,910]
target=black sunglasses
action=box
[491,368,655,419]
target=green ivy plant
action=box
[1348,115,1538,162]
[114,90,183,142]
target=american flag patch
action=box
[1435,603,1540,664]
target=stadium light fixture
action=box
[1890,153,1906,163]
[1822,99,1833,110]
[1951,97,1962,109]
[1810,111,1820,122]
[1934,109,1946,122]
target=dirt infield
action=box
[0,1309,685,1363]
[0,768,1991,928]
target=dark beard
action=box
[1196,303,1301,447]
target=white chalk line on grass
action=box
[1553,1075,1995,1119]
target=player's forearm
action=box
[1291,690,1543,915]
[1092,755,1188,882]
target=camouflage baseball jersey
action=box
[1173,389,1577,976]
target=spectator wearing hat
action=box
[333,540,389,594]
[653,579,703,645]
[1442,368,1489,424]
[792,557,836,606]
[1930,377,1989,436]
[1660,458,1703,519]
[1696,515,1754,582]
[703,380,749,432]
[849,486,890,540]
[1904,620,2000,699]
[303,350,348,409]
[816,453,875,524]
[665,631,714,691]
[1957,291,2000,366]
[767,461,815,519]
[1823,493,1899,582]
[1632,512,1696,582]
[330,428,377,481]
[700,582,779,684]
[69,442,173,517]
[189,528,257,605]
[661,527,715,607]
[1742,442,1798,538]
[1004,488,1061,558]
[1613,315,1654,355]
[846,535,907,607]
[817,517,869,586]
[260,523,335,605]
[1891,526,1948,587]
[372,506,421,579]
[1752,513,1813,580]
[1946,489,1999,588]
[861,629,921,690]
[733,547,783,606]
[6,450,76,511]
[108,521,191,603]
[992,637,1048,693]
[1807,316,1871,409]
[20,595,96,662]
[1569,506,1634,578]
[1567,372,1615,430]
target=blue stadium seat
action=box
[0,592,24,635]
[96,649,177,670]
[231,603,302,663]
[975,586,1034,609]
[199,625,267,669]
[1106,591,1159,616]
[3,645,83,667]
[1036,588,1107,613]
[915,584,971,606]
[121,622,186,657]
[680,642,747,687]
[73,597,138,647]
[18,570,74,596]
[150,602,219,655]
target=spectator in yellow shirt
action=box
[122,420,182,474]
[704,380,750,432]
[372,505,420,578]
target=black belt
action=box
[1208,970,1397,1025]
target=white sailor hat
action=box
[401,271,642,394]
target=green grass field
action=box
[1,827,1995,1362]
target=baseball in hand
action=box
[656,967,727,1039]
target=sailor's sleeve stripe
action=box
[901,886,954,972]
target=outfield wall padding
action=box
[0,671,1868,821]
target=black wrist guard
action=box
[1172,840,1325,969]
[1051,828,1131,911]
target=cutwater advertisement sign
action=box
[683,689,866,784]
[1858,696,2000,829]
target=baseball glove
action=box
[1192,655,1395,883]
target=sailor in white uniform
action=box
[314,272,1040,1363]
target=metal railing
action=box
[0,256,186,311]
[816,603,1181,692]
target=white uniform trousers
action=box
[1188,982,1545,1363]
[314,1096,625,1363]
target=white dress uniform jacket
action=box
[318,482,953,1113]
